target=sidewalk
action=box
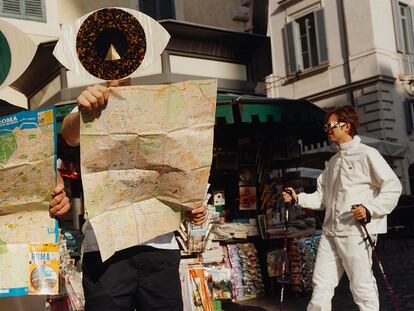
[223,237,414,310]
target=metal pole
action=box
[359,222,400,311]
[280,208,289,311]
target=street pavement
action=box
[223,237,414,311]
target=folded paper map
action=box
[0,108,57,296]
[80,79,217,261]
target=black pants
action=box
[82,246,183,311]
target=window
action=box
[392,0,414,54]
[282,9,328,76]
[406,98,414,134]
[139,0,175,20]
[0,0,45,22]
[409,164,414,194]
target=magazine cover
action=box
[204,264,232,300]
[188,265,213,311]
[29,243,59,295]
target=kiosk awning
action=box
[216,94,325,125]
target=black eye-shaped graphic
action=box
[53,7,170,81]
[0,19,37,89]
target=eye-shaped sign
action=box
[53,7,170,81]
[0,19,37,89]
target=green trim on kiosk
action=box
[216,94,325,125]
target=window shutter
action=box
[392,0,405,53]
[158,0,175,19]
[1,0,22,16]
[24,0,44,21]
[314,9,328,64]
[139,0,175,20]
[0,0,45,21]
[139,0,157,18]
[282,21,299,75]
[409,6,414,54]
[406,98,414,134]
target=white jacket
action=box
[298,135,402,235]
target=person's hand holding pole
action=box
[351,204,368,223]
[282,187,298,204]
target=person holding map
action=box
[49,173,71,218]
[57,80,207,311]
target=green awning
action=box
[216,94,325,125]
[215,104,234,124]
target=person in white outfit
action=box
[282,105,402,311]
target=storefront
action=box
[37,92,327,310]
[175,94,328,308]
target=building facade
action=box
[266,0,414,194]
[0,0,269,109]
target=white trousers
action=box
[307,234,379,311]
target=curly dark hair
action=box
[325,105,359,137]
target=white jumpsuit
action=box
[298,136,402,311]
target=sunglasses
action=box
[323,121,347,132]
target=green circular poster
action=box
[0,31,12,85]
